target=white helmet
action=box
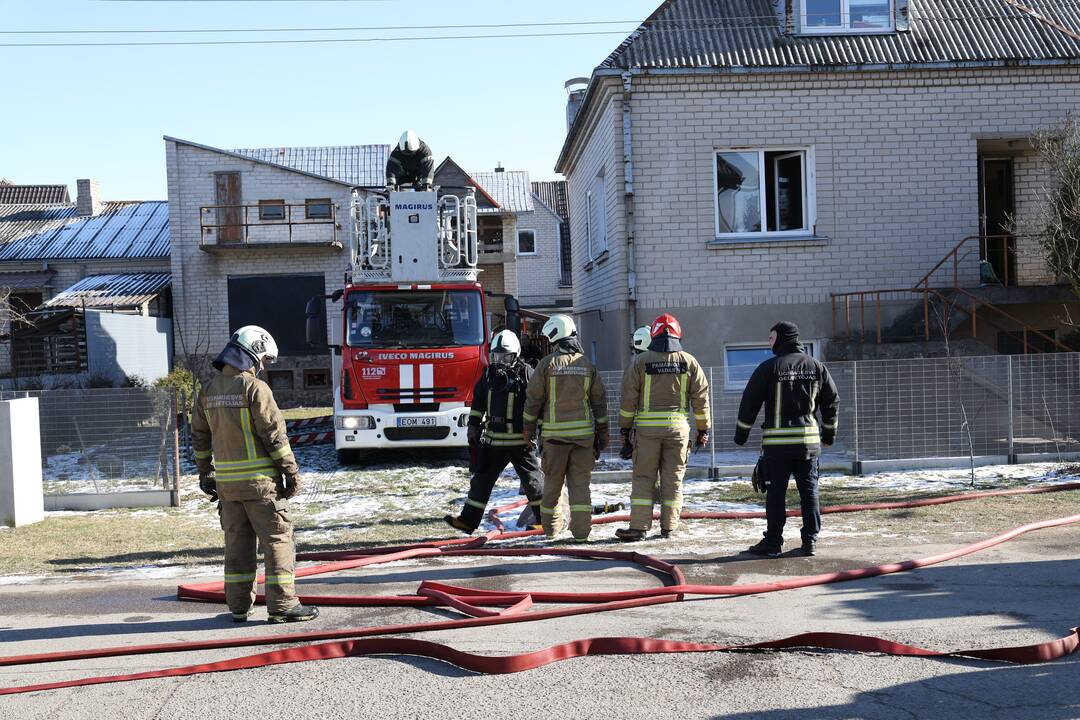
[398,130,421,153]
[542,314,577,344]
[230,325,279,367]
[632,326,651,354]
[489,330,521,365]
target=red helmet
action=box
[650,313,682,339]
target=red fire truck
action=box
[306,187,526,462]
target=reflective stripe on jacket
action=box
[191,366,299,500]
[522,348,608,447]
[618,350,710,436]
[469,361,532,447]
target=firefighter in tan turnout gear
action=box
[192,326,319,624]
[615,314,710,541]
[522,315,608,541]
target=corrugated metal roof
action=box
[43,272,171,310]
[231,145,391,188]
[471,171,534,214]
[601,0,1080,70]
[531,181,569,220]
[0,270,55,291]
[0,185,71,205]
[0,201,169,261]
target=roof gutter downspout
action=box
[621,70,638,367]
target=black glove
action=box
[593,429,608,459]
[280,473,302,500]
[751,457,768,494]
[619,428,634,460]
[199,472,218,501]
[467,424,482,445]
[695,430,709,449]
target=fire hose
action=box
[1,482,1079,695]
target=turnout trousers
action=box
[539,439,595,540]
[629,428,690,533]
[459,444,544,530]
[219,494,298,615]
[762,454,821,547]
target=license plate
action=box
[397,417,437,428]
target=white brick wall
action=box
[563,67,1080,313]
[512,201,572,309]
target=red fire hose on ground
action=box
[2,482,1079,696]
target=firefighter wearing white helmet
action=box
[385,129,435,190]
[445,330,544,534]
[191,325,318,624]
[632,326,651,355]
[522,314,608,540]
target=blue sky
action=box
[0,0,660,200]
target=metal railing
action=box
[831,234,1070,352]
[199,202,338,247]
[593,352,1080,469]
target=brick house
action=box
[555,0,1080,375]
[165,137,571,405]
[0,180,170,380]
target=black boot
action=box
[268,604,319,624]
[747,540,782,558]
[444,515,475,535]
[800,540,816,557]
[615,527,646,542]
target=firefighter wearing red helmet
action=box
[614,313,710,541]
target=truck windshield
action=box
[346,290,484,348]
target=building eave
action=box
[163,136,363,188]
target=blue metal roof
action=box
[43,272,171,310]
[601,0,1080,70]
[0,201,169,261]
[231,145,392,188]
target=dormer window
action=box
[802,0,894,33]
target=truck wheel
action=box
[336,449,364,466]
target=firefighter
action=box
[385,130,435,191]
[631,326,651,355]
[734,321,839,558]
[522,314,608,541]
[614,314,710,542]
[445,330,543,534]
[192,326,319,624]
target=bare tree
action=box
[1021,114,1080,300]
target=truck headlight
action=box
[337,416,375,430]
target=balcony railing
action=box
[199,203,339,248]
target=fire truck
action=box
[306,187,531,463]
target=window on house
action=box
[724,342,818,390]
[304,369,331,389]
[305,198,332,220]
[716,149,812,237]
[258,200,286,221]
[267,370,295,392]
[803,0,893,32]
[586,173,608,260]
[517,229,536,255]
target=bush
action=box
[154,367,197,414]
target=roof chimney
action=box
[495,163,505,173]
[565,77,590,131]
[77,179,103,216]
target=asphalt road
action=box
[2,525,1079,719]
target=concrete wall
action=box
[560,67,1080,368]
[85,310,173,384]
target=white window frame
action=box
[800,0,895,35]
[713,146,816,241]
[585,173,608,261]
[516,228,537,256]
[723,340,819,391]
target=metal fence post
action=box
[852,361,861,475]
[709,367,716,478]
[172,388,182,507]
[1007,354,1015,464]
